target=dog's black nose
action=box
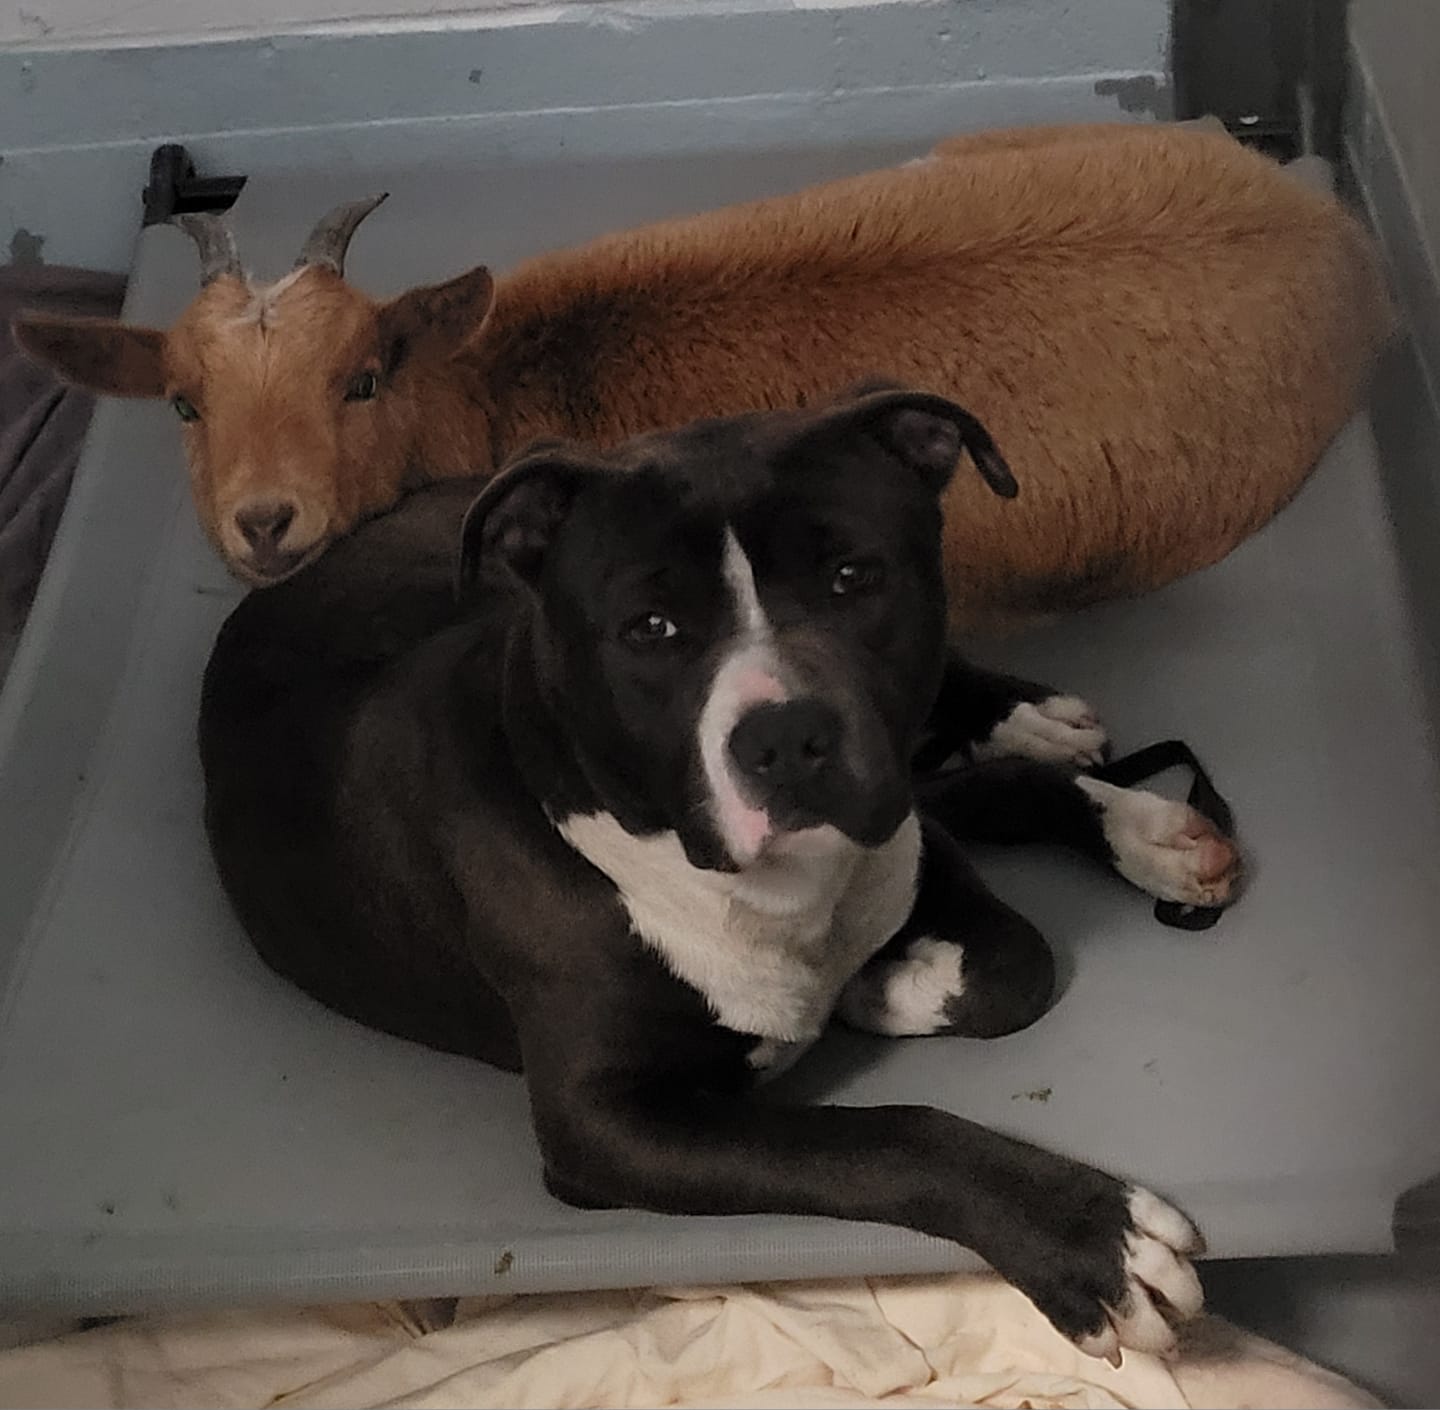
[235,499,297,552]
[729,700,841,792]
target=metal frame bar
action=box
[1171,0,1351,160]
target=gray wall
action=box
[0,0,1171,273]
[0,0,1170,54]
[1,0,610,44]
[1350,0,1440,274]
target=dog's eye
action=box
[344,370,379,402]
[831,558,885,597]
[622,612,680,645]
[171,394,201,423]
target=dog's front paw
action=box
[1077,777,1240,906]
[1010,1183,1205,1364]
[973,695,1109,769]
[1081,1187,1206,1363]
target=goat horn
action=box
[172,213,243,286]
[295,193,389,276]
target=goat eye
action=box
[831,558,885,597]
[171,394,200,423]
[345,370,379,402]
[622,612,680,646]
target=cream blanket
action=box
[0,1273,1377,1409]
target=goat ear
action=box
[12,315,167,397]
[789,385,1017,499]
[456,446,600,598]
[380,266,494,358]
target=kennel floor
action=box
[2,153,1439,1315]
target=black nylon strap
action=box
[1093,739,1235,931]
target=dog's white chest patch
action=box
[559,812,922,1052]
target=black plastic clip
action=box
[141,143,248,227]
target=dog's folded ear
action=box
[791,385,1018,500]
[456,446,601,597]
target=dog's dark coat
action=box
[201,390,1205,1356]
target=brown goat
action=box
[16,122,1392,624]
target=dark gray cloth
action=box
[0,265,126,685]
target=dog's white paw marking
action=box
[1076,777,1239,906]
[838,936,965,1036]
[1077,1187,1206,1363]
[972,696,1108,768]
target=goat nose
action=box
[728,700,840,788]
[235,500,297,552]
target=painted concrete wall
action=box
[0,0,1171,272]
[1350,0,1440,271]
[3,0,599,45]
[2,0,1168,51]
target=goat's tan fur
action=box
[15,123,1393,620]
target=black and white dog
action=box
[200,386,1238,1361]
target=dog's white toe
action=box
[973,695,1109,768]
[1129,1185,1205,1257]
[1076,777,1239,905]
